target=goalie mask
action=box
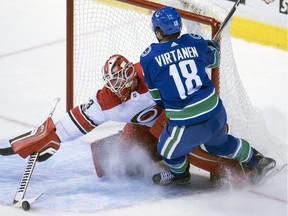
[102,54,137,102]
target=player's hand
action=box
[206,40,220,51]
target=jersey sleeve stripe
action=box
[79,104,98,127]
[148,88,161,101]
[68,111,87,134]
[69,106,97,134]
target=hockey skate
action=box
[248,150,276,184]
[152,167,191,186]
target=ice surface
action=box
[0,0,287,216]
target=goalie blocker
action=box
[10,117,60,162]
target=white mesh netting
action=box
[72,0,272,152]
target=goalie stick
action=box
[12,98,60,211]
[0,147,14,156]
[213,0,241,41]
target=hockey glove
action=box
[206,40,220,51]
[10,117,60,162]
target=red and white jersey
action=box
[55,63,163,142]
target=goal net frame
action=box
[66,0,272,156]
[66,0,221,112]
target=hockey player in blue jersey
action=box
[140,6,276,186]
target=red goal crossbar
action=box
[66,0,221,111]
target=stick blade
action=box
[13,193,44,207]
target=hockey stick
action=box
[13,153,42,210]
[0,147,14,156]
[212,0,241,41]
[13,98,60,211]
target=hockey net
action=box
[67,0,270,152]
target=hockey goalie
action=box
[0,54,275,186]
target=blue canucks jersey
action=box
[140,34,222,126]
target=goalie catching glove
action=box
[10,117,60,162]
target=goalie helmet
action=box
[151,6,182,35]
[102,54,137,101]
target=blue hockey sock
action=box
[243,148,258,168]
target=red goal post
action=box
[66,0,270,154]
[66,0,221,111]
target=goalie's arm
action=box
[9,103,99,160]
[3,94,107,161]
[55,103,100,142]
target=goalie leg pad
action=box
[91,123,160,178]
[149,111,168,139]
[188,146,243,175]
[10,117,60,159]
[120,123,159,160]
[188,146,248,185]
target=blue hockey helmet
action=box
[151,6,182,35]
